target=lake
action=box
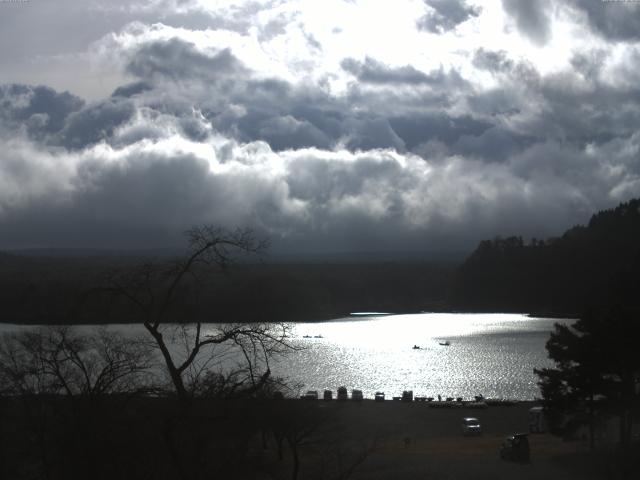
[0,313,572,400]
[277,313,571,400]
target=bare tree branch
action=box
[98,225,293,402]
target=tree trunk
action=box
[287,437,300,480]
[145,325,189,401]
[277,435,284,461]
[163,416,189,480]
[589,393,595,451]
[619,373,634,449]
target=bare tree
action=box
[0,326,156,480]
[105,226,294,401]
[318,434,381,480]
[0,326,154,397]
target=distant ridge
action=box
[265,249,468,264]
[4,247,184,259]
[5,247,468,264]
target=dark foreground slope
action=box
[450,198,640,316]
[0,396,626,480]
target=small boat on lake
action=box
[412,345,421,349]
[439,341,451,346]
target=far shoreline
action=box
[0,309,579,326]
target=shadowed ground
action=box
[1,396,626,479]
[280,400,610,480]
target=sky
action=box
[1,0,639,255]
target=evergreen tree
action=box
[535,306,640,448]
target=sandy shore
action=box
[289,399,603,480]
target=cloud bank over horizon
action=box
[1,0,639,254]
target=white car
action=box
[461,417,482,436]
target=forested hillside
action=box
[0,254,453,324]
[450,198,640,316]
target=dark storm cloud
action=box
[0,39,251,150]
[340,57,469,92]
[568,0,640,42]
[239,113,334,151]
[450,127,534,162]
[0,84,140,150]
[417,0,481,33]
[111,81,154,98]
[345,118,406,151]
[538,83,640,145]
[126,39,248,83]
[0,84,84,139]
[472,49,514,73]
[0,154,215,248]
[570,49,608,81]
[0,137,295,248]
[212,79,343,151]
[215,78,476,153]
[388,114,492,151]
[284,152,410,212]
[2,134,571,253]
[466,88,522,119]
[501,0,552,45]
[112,35,476,154]
[465,47,640,164]
[341,57,436,85]
[58,98,137,149]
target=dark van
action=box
[499,433,530,462]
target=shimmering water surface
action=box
[0,313,572,400]
[274,313,572,400]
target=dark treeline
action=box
[0,253,454,325]
[450,198,640,316]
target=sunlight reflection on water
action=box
[276,313,572,400]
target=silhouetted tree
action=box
[0,326,155,480]
[0,326,153,397]
[105,226,294,401]
[535,306,640,449]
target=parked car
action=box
[375,391,385,402]
[301,390,318,400]
[323,389,333,401]
[461,417,482,436]
[352,389,363,401]
[337,386,348,401]
[500,433,530,462]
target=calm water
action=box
[0,313,572,400]
[276,313,571,400]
